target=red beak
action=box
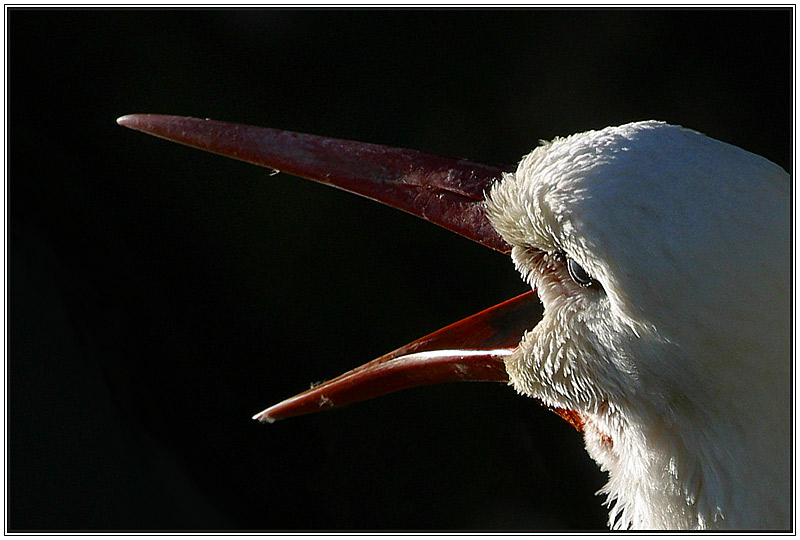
[117,114,541,421]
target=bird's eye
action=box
[567,257,594,287]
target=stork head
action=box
[486,121,791,529]
[118,116,791,530]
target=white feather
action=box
[485,121,791,530]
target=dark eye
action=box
[567,257,594,287]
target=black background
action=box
[9,8,792,531]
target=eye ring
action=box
[566,257,594,287]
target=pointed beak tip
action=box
[117,113,157,131]
[116,114,136,127]
[252,410,277,424]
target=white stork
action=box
[118,115,791,530]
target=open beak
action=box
[117,114,541,421]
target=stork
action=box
[117,115,791,530]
